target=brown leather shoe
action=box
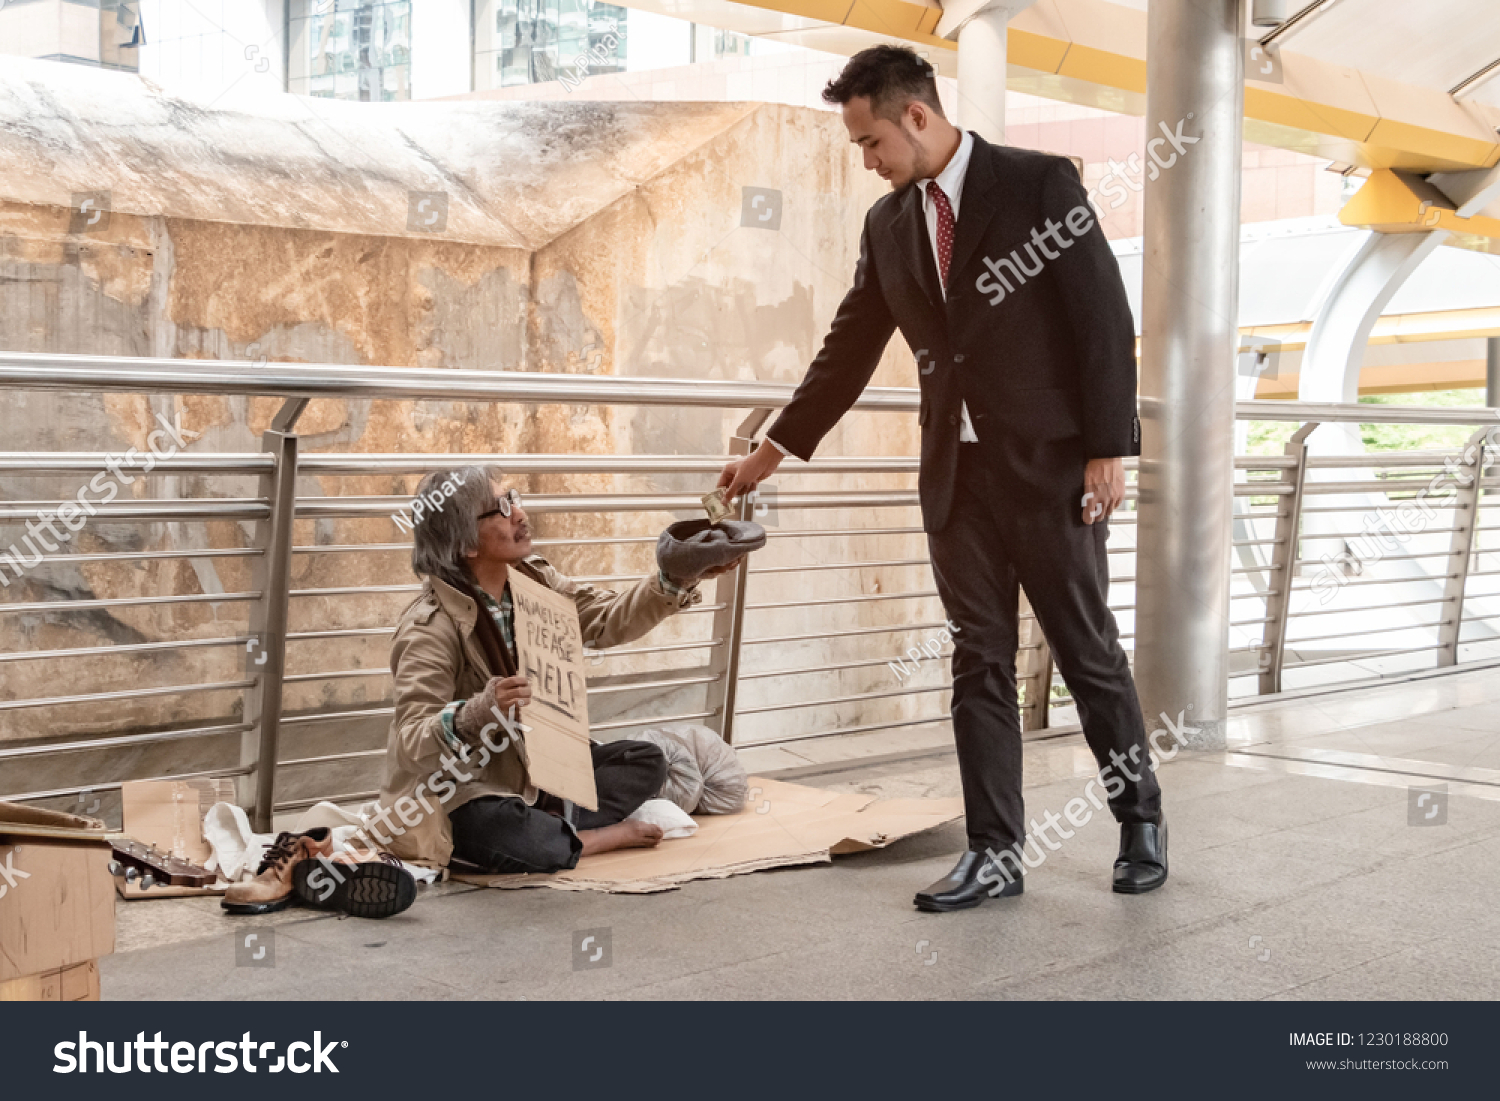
[221,827,333,914]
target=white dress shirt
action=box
[917,129,978,443]
[768,129,979,457]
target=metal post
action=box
[1258,422,1316,694]
[706,408,770,745]
[1437,427,1487,667]
[1133,0,1245,750]
[1487,336,1500,409]
[241,397,307,831]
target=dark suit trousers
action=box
[927,445,1161,855]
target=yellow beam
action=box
[1240,305,1500,398]
[1241,305,1500,353]
[1254,361,1489,399]
[1338,169,1500,252]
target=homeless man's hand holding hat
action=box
[656,519,769,588]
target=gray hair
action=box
[409,465,506,588]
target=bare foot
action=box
[578,819,664,857]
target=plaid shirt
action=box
[438,569,690,751]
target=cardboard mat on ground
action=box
[454,778,963,894]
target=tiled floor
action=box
[103,666,1500,1000]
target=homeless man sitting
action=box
[368,465,745,875]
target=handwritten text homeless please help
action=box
[513,582,585,720]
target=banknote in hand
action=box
[701,488,733,522]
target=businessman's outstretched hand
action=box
[1082,456,1126,525]
[718,439,786,502]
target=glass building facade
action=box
[475,0,627,91]
[290,0,412,101]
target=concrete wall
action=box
[0,59,932,806]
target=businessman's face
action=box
[843,95,936,190]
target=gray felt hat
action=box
[656,519,767,581]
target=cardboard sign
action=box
[115,779,233,899]
[509,569,598,810]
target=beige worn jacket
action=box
[371,555,701,868]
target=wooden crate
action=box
[0,960,100,1001]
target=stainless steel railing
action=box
[2,351,1498,830]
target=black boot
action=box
[914,850,1024,913]
[1112,815,1167,894]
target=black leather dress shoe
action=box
[914,850,1024,912]
[1112,815,1168,894]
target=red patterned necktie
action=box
[928,181,955,291]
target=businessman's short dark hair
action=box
[822,45,945,123]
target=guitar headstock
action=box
[107,837,215,890]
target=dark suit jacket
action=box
[766,134,1140,533]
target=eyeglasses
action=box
[477,488,523,520]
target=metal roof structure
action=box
[615,0,1500,176]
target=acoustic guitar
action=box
[106,837,216,891]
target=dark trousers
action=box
[449,740,667,874]
[927,445,1161,855]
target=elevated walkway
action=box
[101,665,1500,1000]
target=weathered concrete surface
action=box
[0,59,926,809]
[0,58,759,250]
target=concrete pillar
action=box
[1133,0,1246,750]
[1488,337,1500,409]
[955,6,1009,144]
[938,1,1036,143]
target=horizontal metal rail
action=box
[10,548,262,565]
[4,353,1495,427]
[0,453,274,474]
[738,713,951,749]
[3,766,252,805]
[1283,644,1444,670]
[737,682,950,716]
[0,679,254,710]
[0,592,260,614]
[0,636,252,663]
[3,348,1499,816]
[746,590,940,611]
[1288,618,1452,645]
[0,723,252,760]
[590,709,718,732]
[587,674,720,696]
[0,501,269,522]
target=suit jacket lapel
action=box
[947,134,1000,297]
[890,184,944,317]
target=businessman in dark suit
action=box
[719,45,1166,911]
